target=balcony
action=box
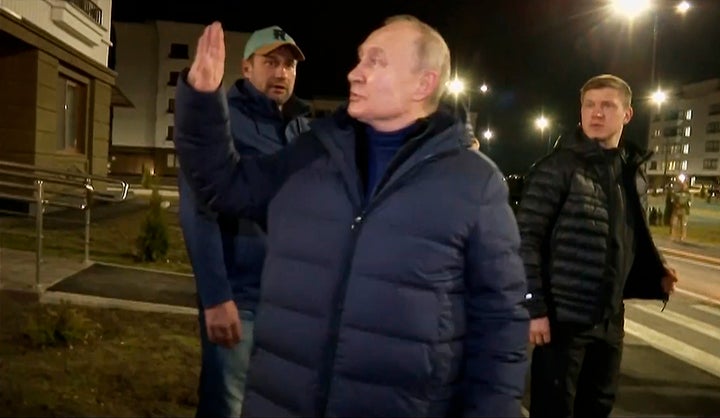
[65,0,102,27]
[48,0,107,47]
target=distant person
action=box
[175,15,529,417]
[516,74,679,417]
[670,181,692,242]
[177,25,311,417]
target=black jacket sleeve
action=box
[515,151,572,318]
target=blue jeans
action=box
[196,308,254,418]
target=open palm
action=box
[188,21,225,92]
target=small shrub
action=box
[140,167,158,189]
[21,302,100,348]
[135,187,170,262]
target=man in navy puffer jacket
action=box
[178,25,310,417]
[176,15,528,417]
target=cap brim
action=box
[254,41,306,61]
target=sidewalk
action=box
[1,247,196,315]
[2,231,718,315]
[654,237,720,266]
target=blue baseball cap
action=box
[243,25,305,61]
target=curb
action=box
[659,246,720,267]
[41,291,198,316]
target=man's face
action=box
[580,87,633,146]
[243,45,297,106]
[346,22,427,131]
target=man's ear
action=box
[242,58,252,78]
[624,105,634,125]
[413,70,439,102]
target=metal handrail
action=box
[0,159,130,292]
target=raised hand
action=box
[188,21,225,92]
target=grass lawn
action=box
[650,223,720,245]
[647,195,720,245]
[0,293,200,416]
[0,196,192,274]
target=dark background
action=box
[113,0,720,174]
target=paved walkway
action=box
[0,247,197,314]
[1,233,718,315]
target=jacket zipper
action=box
[315,149,460,417]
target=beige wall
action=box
[0,46,113,177]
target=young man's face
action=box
[346,22,431,131]
[580,87,633,148]
[243,45,297,106]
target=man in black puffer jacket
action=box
[517,74,679,418]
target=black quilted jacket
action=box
[517,126,668,324]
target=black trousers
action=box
[529,310,624,418]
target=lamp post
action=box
[446,77,491,138]
[482,128,493,152]
[610,0,691,88]
[651,88,671,185]
[535,115,551,153]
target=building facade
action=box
[646,78,720,188]
[110,21,250,177]
[0,0,119,178]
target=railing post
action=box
[84,179,92,264]
[35,180,44,292]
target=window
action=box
[56,75,87,153]
[168,71,180,86]
[683,126,691,137]
[663,127,683,137]
[682,144,690,154]
[649,161,658,170]
[169,43,189,59]
[166,125,174,141]
[652,129,661,137]
[167,153,178,168]
[681,160,688,171]
[707,140,720,152]
[707,122,720,134]
[663,109,680,121]
[703,159,718,170]
[168,98,175,113]
[685,109,693,120]
[709,103,720,116]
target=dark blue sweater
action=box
[364,124,417,200]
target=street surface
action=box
[523,255,720,416]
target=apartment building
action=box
[110,20,250,177]
[0,0,121,177]
[646,78,720,188]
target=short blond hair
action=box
[383,15,451,108]
[580,74,633,108]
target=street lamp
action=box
[611,0,652,20]
[651,88,667,106]
[447,78,466,96]
[483,129,493,141]
[535,115,552,152]
[610,0,691,88]
[676,1,691,14]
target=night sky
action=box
[112,0,720,174]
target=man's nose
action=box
[348,65,362,83]
[275,66,289,78]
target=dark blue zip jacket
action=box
[175,73,529,417]
[178,79,310,311]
